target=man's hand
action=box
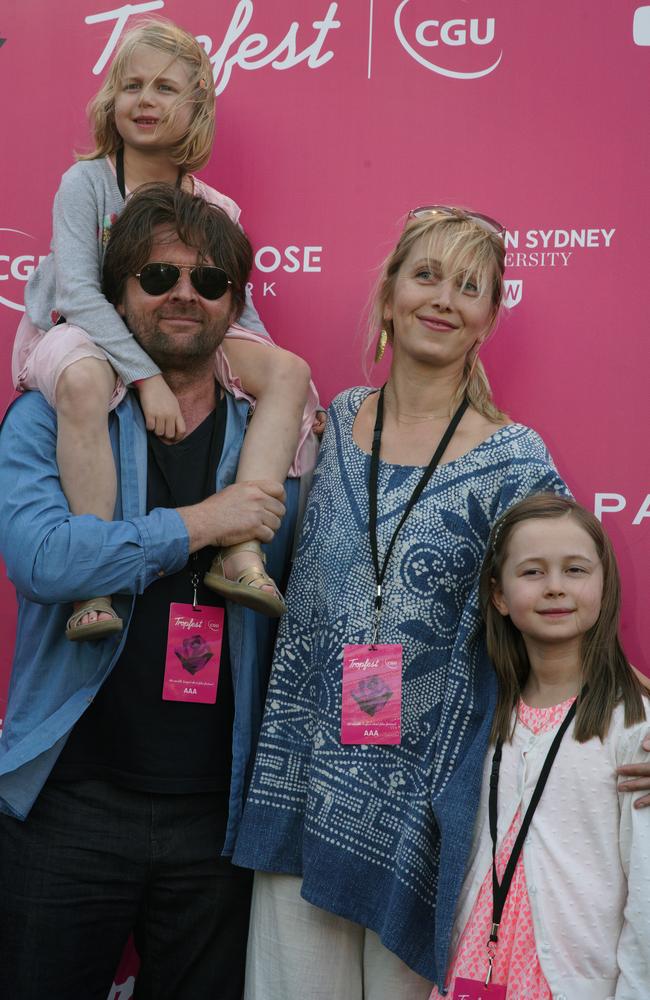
[312,409,327,437]
[618,733,650,808]
[136,374,186,441]
[178,480,286,554]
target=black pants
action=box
[0,779,253,999]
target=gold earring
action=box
[374,329,388,363]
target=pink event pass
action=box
[454,978,507,1000]
[341,643,402,744]
[162,602,224,704]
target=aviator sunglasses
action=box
[408,205,506,238]
[135,262,232,300]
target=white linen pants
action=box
[245,872,434,1000]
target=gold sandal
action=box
[203,542,287,617]
[65,597,123,642]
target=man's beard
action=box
[124,304,228,373]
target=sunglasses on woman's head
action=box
[408,205,506,238]
[135,262,232,300]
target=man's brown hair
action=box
[103,182,252,320]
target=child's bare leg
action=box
[206,345,311,614]
[57,358,117,518]
[55,358,122,637]
[225,352,310,587]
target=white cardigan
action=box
[447,701,650,1000]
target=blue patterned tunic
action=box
[234,387,567,985]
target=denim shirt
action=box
[0,389,297,855]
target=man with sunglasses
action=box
[0,184,297,998]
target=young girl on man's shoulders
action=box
[13,18,320,640]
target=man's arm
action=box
[0,394,285,604]
[0,394,188,603]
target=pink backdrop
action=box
[1,2,649,993]
[1,2,649,739]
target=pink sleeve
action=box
[218,327,322,478]
[191,178,241,224]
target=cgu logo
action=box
[0,228,47,313]
[394,1,502,79]
[503,279,523,308]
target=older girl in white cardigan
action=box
[432,495,650,1000]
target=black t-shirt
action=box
[53,396,235,793]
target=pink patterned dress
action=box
[430,697,576,1000]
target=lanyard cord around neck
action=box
[367,384,468,642]
[115,146,183,201]
[486,693,581,981]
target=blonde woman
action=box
[234,207,569,998]
[12,18,318,639]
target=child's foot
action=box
[204,541,286,617]
[66,596,123,642]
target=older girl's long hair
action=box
[479,494,645,743]
[366,210,507,422]
[78,18,214,174]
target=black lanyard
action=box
[484,694,579,984]
[115,145,183,200]
[115,146,128,201]
[368,384,468,642]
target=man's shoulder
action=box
[222,387,251,423]
[0,394,57,474]
[2,390,55,431]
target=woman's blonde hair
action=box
[78,18,215,174]
[367,210,506,422]
[479,494,645,744]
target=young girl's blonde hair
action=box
[366,210,507,422]
[79,18,214,174]
[479,494,645,744]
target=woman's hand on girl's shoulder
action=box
[618,671,650,807]
[312,410,327,437]
[617,751,650,808]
